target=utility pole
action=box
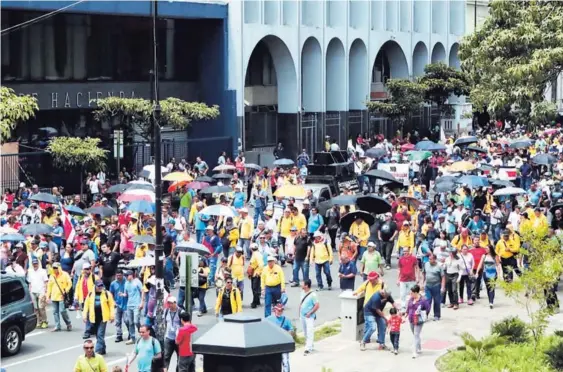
[151,0,165,344]
[474,0,477,31]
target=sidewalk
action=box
[288,291,563,372]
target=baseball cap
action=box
[83,263,91,269]
[313,231,323,238]
[236,246,243,252]
[239,207,249,213]
[52,262,61,269]
[31,258,39,264]
[267,256,276,262]
[167,296,177,303]
[205,225,214,230]
[367,242,376,247]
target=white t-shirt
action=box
[27,267,49,294]
[89,180,100,194]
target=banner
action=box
[377,163,410,186]
[482,167,518,181]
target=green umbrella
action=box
[407,150,432,162]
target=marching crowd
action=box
[1,122,563,371]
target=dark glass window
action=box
[0,280,25,306]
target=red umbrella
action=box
[187,181,210,190]
[168,180,190,193]
[400,143,415,152]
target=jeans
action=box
[52,300,71,330]
[500,256,520,282]
[292,260,310,283]
[115,307,127,338]
[178,356,195,372]
[399,281,417,311]
[357,246,367,263]
[208,257,218,286]
[264,285,282,318]
[459,274,473,301]
[90,321,107,353]
[254,207,265,228]
[194,288,207,313]
[300,316,315,352]
[315,261,332,289]
[164,338,179,371]
[390,331,400,351]
[472,271,483,300]
[126,307,141,341]
[445,273,459,305]
[381,240,394,266]
[410,323,423,353]
[362,314,386,345]
[239,238,251,259]
[195,230,204,243]
[424,284,442,319]
[484,276,496,304]
[178,287,186,310]
[179,206,189,221]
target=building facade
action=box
[228,0,465,158]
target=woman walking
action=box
[476,245,501,309]
[406,284,430,359]
[444,248,463,310]
[458,245,475,305]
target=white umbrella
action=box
[141,165,169,180]
[200,204,238,218]
[213,164,236,172]
[493,187,526,197]
[127,256,156,268]
[129,179,152,185]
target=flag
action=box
[59,202,76,244]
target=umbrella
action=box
[509,140,533,149]
[406,150,432,162]
[200,205,238,218]
[213,164,236,172]
[448,161,476,172]
[415,140,446,151]
[85,206,117,217]
[273,184,306,198]
[65,205,87,216]
[491,179,514,188]
[365,148,387,159]
[400,143,415,152]
[456,175,489,188]
[176,240,211,256]
[38,126,58,135]
[200,185,232,194]
[273,158,295,167]
[29,192,59,205]
[0,233,26,242]
[129,179,152,185]
[340,210,376,232]
[435,175,457,184]
[195,176,215,183]
[126,183,155,192]
[163,172,193,182]
[493,187,526,197]
[364,169,399,183]
[478,164,494,172]
[329,194,359,206]
[356,195,391,214]
[397,195,421,210]
[532,153,557,166]
[127,256,156,268]
[140,164,169,179]
[127,200,155,214]
[466,146,487,154]
[107,184,129,193]
[245,163,262,171]
[212,173,233,180]
[131,235,156,245]
[187,181,210,190]
[0,226,18,234]
[168,180,190,192]
[119,189,156,203]
[549,203,563,214]
[454,136,478,146]
[434,182,457,193]
[20,223,54,235]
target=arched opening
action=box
[244,35,297,153]
[431,42,446,64]
[300,36,322,154]
[412,41,428,77]
[325,37,346,151]
[349,39,368,145]
[449,43,461,70]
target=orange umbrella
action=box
[168,180,190,192]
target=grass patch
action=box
[294,320,342,347]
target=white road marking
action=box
[2,335,117,368]
[107,357,128,367]
[26,331,46,338]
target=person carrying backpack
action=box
[82,280,115,355]
[127,324,162,372]
[308,231,333,291]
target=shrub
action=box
[554,330,563,338]
[545,339,563,371]
[491,316,530,344]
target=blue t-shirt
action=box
[266,315,294,332]
[195,212,209,231]
[52,225,63,247]
[124,278,143,309]
[307,214,323,234]
[110,279,128,310]
[233,192,246,209]
[135,337,162,372]
[299,291,318,319]
[364,292,394,317]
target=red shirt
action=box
[82,277,90,300]
[176,324,198,357]
[394,212,411,227]
[398,255,418,282]
[388,315,403,333]
[470,247,487,270]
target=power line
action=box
[1,0,87,36]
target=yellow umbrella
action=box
[163,172,193,182]
[448,161,476,172]
[273,184,307,199]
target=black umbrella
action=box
[20,223,54,235]
[356,195,391,214]
[175,241,210,256]
[454,136,478,146]
[435,175,457,184]
[466,146,487,154]
[478,164,494,172]
[364,169,398,183]
[126,183,155,192]
[85,206,117,217]
[365,148,387,159]
[107,184,129,193]
[212,173,233,180]
[29,192,59,205]
[340,210,376,232]
[549,203,563,214]
[532,153,557,166]
[434,182,457,193]
[195,176,215,183]
[491,179,514,188]
[245,163,262,171]
[131,235,156,245]
[201,185,232,194]
[329,194,358,206]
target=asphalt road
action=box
[1,260,402,372]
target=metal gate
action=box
[369,113,393,138]
[299,112,317,155]
[325,111,341,149]
[244,110,278,149]
[348,110,364,142]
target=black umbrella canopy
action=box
[491,179,514,188]
[356,195,391,214]
[29,192,59,205]
[195,176,215,183]
[550,203,563,215]
[20,223,54,235]
[454,136,479,146]
[340,210,375,232]
[329,194,359,206]
[201,185,232,194]
[85,206,117,217]
[434,182,457,193]
[364,169,399,183]
[509,140,533,149]
[245,163,262,171]
[466,146,487,154]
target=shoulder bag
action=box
[52,275,72,308]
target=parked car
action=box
[1,272,37,356]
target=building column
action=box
[165,19,175,80]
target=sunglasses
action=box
[84,346,94,350]
[226,281,233,284]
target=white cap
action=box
[205,225,214,230]
[83,263,91,269]
[166,296,177,303]
[313,231,323,238]
[236,246,243,252]
[367,242,376,247]
[19,182,25,187]
[239,207,249,213]
[267,256,276,261]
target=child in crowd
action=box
[388,307,404,355]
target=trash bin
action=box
[193,313,295,372]
[339,290,365,341]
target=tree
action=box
[459,0,563,116]
[418,63,470,117]
[92,97,220,140]
[0,87,39,142]
[366,79,426,134]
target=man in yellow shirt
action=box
[248,243,264,308]
[532,208,549,237]
[291,207,307,232]
[47,263,72,332]
[309,231,333,291]
[261,256,285,317]
[238,208,254,258]
[349,216,370,259]
[495,230,520,282]
[228,246,246,299]
[396,221,415,255]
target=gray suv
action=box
[1,273,37,356]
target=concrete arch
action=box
[412,41,428,77]
[326,38,346,112]
[449,43,461,70]
[244,35,298,113]
[301,37,322,113]
[349,38,368,110]
[431,42,446,64]
[372,40,409,82]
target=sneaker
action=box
[327,286,332,291]
[316,288,324,292]
[290,283,299,287]
[412,352,418,359]
[125,339,135,345]
[51,328,61,332]
[360,342,366,351]
[197,312,203,317]
[459,298,464,304]
[394,349,398,355]
[66,324,72,332]
[304,350,310,356]
[41,322,48,329]
[82,333,91,339]
[68,306,76,311]
[115,336,123,343]
[378,344,387,350]
[433,317,440,321]
[468,300,474,305]
[489,304,494,309]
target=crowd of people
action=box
[1,122,562,370]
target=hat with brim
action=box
[367,271,379,280]
[267,256,276,262]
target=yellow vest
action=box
[228,254,245,281]
[83,290,115,323]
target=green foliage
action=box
[92,96,220,139]
[491,316,530,343]
[418,63,470,116]
[545,339,563,371]
[530,101,559,125]
[0,87,39,141]
[459,0,563,115]
[47,137,108,172]
[459,332,506,363]
[293,321,341,348]
[554,330,563,338]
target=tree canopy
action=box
[419,63,470,116]
[0,87,39,142]
[92,97,220,139]
[459,0,563,114]
[47,137,108,172]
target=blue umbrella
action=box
[127,200,155,214]
[455,175,489,188]
[365,148,387,159]
[20,223,54,235]
[0,233,26,242]
[532,153,557,166]
[415,140,447,151]
[509,140,533,149]
[65,205,87,216]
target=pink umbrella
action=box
[401,143,415,152]
[187,181,210,190]
[543,128,559,136]
[118,189,155,203]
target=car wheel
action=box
[2,325,22,356]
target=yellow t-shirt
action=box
[228,254,245,281]
[261,265,285,290]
